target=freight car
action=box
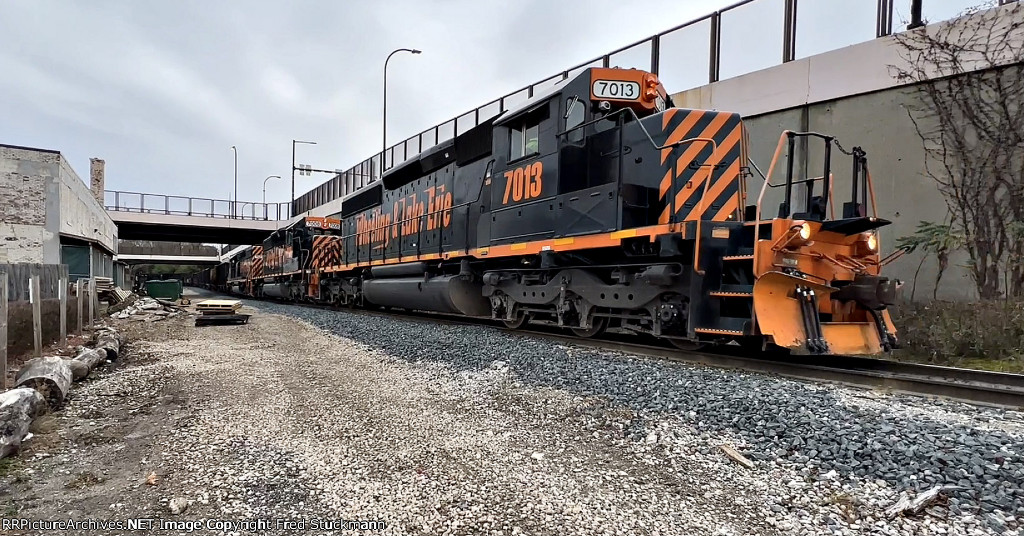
[199,66,901,355]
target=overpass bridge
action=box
[104,190,290,244]
[115,243,252,266]
[116,253,222,265]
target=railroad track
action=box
[194,288,1024,409]
[507,330,1024,409]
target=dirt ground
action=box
[0,314,191,534]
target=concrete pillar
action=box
[89,158,105,205]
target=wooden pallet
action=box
[195,299,241,314]
[108,287,133,304]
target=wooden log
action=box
[15,356,73,409]
[73,348,107,370]
[97,326,124,344]
[884,485,963,519]
[94,329,122,360]
[0,388,45,458]
[64,359,90,381]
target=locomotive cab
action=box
[488,68,672,244]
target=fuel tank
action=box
[262,283,289,299]
[362,275,490,317]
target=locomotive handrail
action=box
[682,139,719,276]
[557,107,720,156]
[763,175,826,188]
[865,169,879,219]
[752,130,888,287]
[753,131,792,276]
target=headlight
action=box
[799,222,813,240]
[866,233,878,252]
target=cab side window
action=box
[565,96,585,143]
[510,121,540,160]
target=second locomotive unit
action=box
[209,66,901,356]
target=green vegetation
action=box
[891,300,1024,372]
[896,221,964,302]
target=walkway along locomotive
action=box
[203,67,902,355]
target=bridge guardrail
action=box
[104,190,292,221]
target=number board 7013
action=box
[592,79,640,100]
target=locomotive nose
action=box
[753,272,898,356]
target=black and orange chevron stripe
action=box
[658,109,748,224]
[311,236,343,269]
[251,246,264,278]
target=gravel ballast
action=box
[247,300,1024,535]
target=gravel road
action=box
[2,297,1021,535]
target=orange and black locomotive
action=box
[204,67,901,355]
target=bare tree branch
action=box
[893,3,1024,299]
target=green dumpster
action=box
[145,279,183,300]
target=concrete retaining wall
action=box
[736,85,977,301]
[58,155,117,254]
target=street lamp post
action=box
[383,48,421,175]
[292,139,317,217]
[230,145,238,217]
[263,175,282,205]
[263,174,282,220]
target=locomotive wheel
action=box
[502,313,528,329]
[570,316,607,338]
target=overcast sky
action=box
[0,0,979,207]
